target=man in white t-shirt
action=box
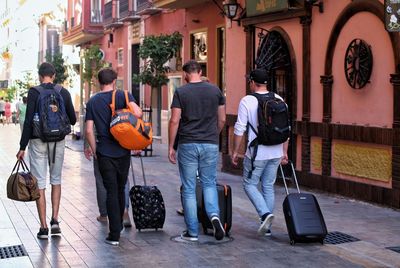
[231,68,288,237]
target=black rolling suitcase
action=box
[180,179,232,236]
[129,156,166,231]
[197,183,232,236]
[280,161,327,245]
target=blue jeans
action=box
[243,156,281,218]
[178,143,220,236]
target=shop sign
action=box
[385,0,400,32]
[246,0,288,17]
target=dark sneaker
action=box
[105,237,119,246]
[50,218,61,235]
[180,230,198,242]
[264,229,272,237]
[97,215,108,222]
[211,216,225,241]
[258,213,274,235]
[37,228,49,239]
[123,216,132,228]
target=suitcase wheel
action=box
[290,240,295,246]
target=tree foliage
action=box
[5,85,17,102]
[46,52,69,84]
[82,45,105,84]
[133,31,182,88]
[15,72,37,96]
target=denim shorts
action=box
[28,139,66,189]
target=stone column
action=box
[391,73,400,189]
[320,75,333,176]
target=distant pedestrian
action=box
[0,97,5,124]
[16,62,77,239]
[168,60,226,242]
[4,99,11,124]
[17,96,27,132]
[85,68,141,246]
[231,68,288,237]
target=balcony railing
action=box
[137,0,161,15]
[104,2,113,24]
[119,0,129,18]
[137,0,151,11]
[91,9,102,23]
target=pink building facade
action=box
[63,0,400,207]
[222,0,400,208]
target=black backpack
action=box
[248,92,290,168]
[32,84,71,143]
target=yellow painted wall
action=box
[333,142,391,182]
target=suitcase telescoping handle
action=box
[279,160,300,195]
[130,155,147,186]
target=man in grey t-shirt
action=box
[168,60,226,242]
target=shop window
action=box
[118,48,123,66]
[190,31,207,76]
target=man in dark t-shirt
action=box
[168,60,226,241]
[85,68,142,246]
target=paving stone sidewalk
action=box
[0,124,400,267]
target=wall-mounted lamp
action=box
[305,0,324,13]
[212,0,245,25]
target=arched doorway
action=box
[255,30,296,165]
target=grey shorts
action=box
[28,139,66,189]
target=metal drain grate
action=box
[386,246,400,254]
[324,231,360,245]
[0,245,28,259]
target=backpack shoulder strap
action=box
[53,84,63,94]
[123,90,134,112]
[110,90,117,116]
[32,85,44,93]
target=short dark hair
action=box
[182,60,201,74]
[98,68,117,85]
[22,96,27,104]
[38,62,56,77]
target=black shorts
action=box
[0,111,4,116]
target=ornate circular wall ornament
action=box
[344,39,373,89]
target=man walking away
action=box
[85,68,141,246]
[16,62,76,239]
[168,60,226,241]
[0,97,5,125]
[231,68,288,237]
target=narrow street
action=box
[0,125,399,267]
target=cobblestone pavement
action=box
[1,124,400,267]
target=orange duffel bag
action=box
[109,90,153,150]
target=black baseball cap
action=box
[246,68,268,84]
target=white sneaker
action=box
[258,213,274,235]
